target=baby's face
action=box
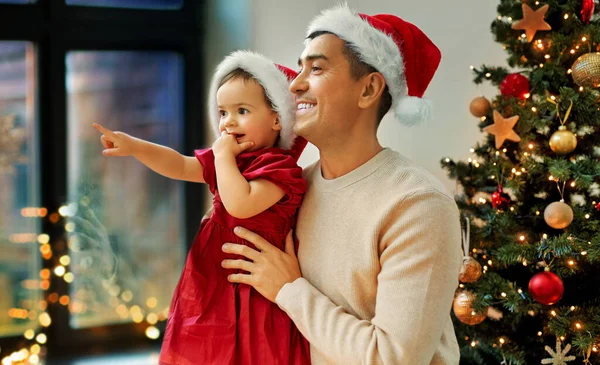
[217,78,281,151]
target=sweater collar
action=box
[312,148,394,192]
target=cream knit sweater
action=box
[276,148,462,365]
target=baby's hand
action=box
[93,123,137,157]
[213,131,254,158]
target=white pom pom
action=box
[393,96,433,126]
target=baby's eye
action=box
[219,110,227,117]
[238,108,249,115]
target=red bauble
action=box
[500,73,530,99]
[595,201,600,211]
[581,0,595,24]
[491,185,511,210]
[529,271,564,305]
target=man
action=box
[222,4,462,364]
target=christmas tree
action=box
[441,1,600,364]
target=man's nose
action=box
[289,73,308,94]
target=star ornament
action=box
[483,110,521,149]
[541,338,576,365]
[512,4,552,42]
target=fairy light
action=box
[471,341,477,347]
[525,93,531,99]
[570,49,576,54]
[581,251,587,256]
[146,326,160,340]
[521,33,527,39]
[38,312,51,327]
[147,313,158,325]
[582,36,587,42]
[523,259,528,266]
[485,72,491,78]
[480,116,487,121]
[63,272,74,283]
[585,214,590,219]
[445,158,450,163]
[549,175,554,181]
[568,259,575,266]
[459,283,465,288]
[59,255,70,266]
[550,95,556,101]
[54,265,65,277]
[544,54,550,59]
[510,206,516,211]
[531,107,537,112]
[575,322,582,330]
[488,260,492,265]
[502,148,507,153]
[24,329,35,340]
[469,148,475,153]
[564,13,569,19]
[499,337,506,344]
[551,310,557,316]
[538,331,543,336]
[35,334,46,344]
[501,292,507,298]
[470,65,475,69]
[539,63,544,68]
[519,235,526,242]
[593,346,598,352]
[560,336,565,341]
[567,69,572,74]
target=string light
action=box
[531,107,537,112]
[564,14,569,19]
[582,36,587,42]
[575,322,582,330]
[538,331,543,336]
[519,235,526,242]
[567,69,572,74]
[568,259,575,266]
[501,292,507,297]
[585,214,590,219]
[551,310,557,316]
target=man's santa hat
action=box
[208,50,298,149]
[306,4,441,125]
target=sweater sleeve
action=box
[275,190,462,365]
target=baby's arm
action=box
[212,132,285,219]
[93,123,204,183]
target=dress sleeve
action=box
[194,148,217,194]
[289,136,308,161]
[242,151,307,204]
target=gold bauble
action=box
[459,256,482,283]
[571,52,600,87]
[549,126,577,154]
[453,290,487,325]
[544,201,574,229]
[469,96,491,118]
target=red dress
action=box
[159,142,311,365]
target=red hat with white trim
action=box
[208,50,298,149]
[306,4,441,125]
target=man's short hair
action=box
[307,31,392,124]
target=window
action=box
[65,51,185,329]
[66,0,183,10]
[0,1,205,361]
[0,41,40,338]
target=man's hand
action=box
[93,123,138,157]
[212,131,254,159]
[222,227,301,302]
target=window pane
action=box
[66,51,185,329]
[66,0,182,10]
[0,41,41,338]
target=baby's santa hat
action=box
[208,50,298,149]
[306,4,441,126]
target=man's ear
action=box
[358,72,386,110]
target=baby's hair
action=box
[219,68,276,111]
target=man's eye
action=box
[311,66,321,72]
[239,108,248,114]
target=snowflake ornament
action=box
[541,338,576,365]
